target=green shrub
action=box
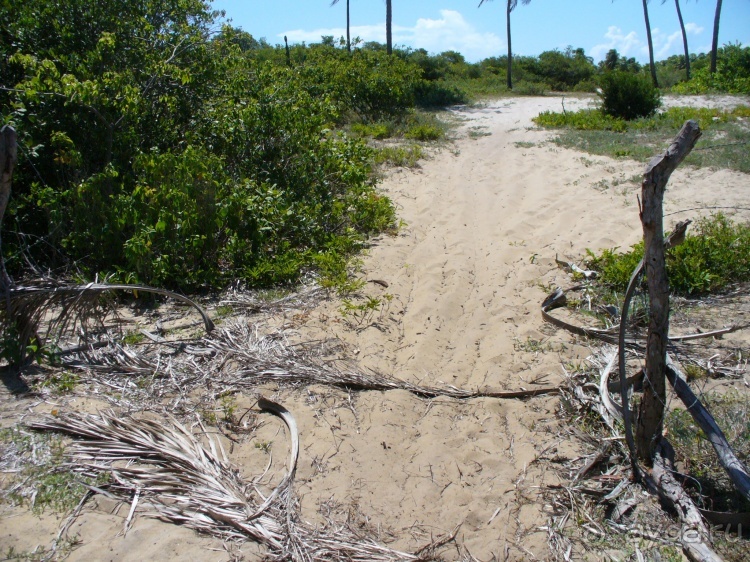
[3,3,399,291]
[403,113,445,141]
[414,80,468,108]
[513,80,548,96]
[598,71,662,120]
[572,79,598,93]
[672,43,750,95]
[586,214,750,295]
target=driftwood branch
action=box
[648,439,724,562]
[666,357,750,502]
[636,120,701,464]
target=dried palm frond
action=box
[28,401,443,561]
[1,278,213,368]
[58,318,559,404]
[219,284,327,314]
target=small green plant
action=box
[220,393,237,424]
[683,364,708,381]
[350,122,394,139]
[404,123,443,141]
[254,440,272,454]
[36,371,79,394]
[122,330,144,345]
[0,428,97,515]
[340,295,385,326]
[215,305,234,318]
[373,144,425,168]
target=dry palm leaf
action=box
[28,401,444,561]
[2,278,213,368]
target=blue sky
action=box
[209,0,749,63]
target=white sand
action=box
[2,94,748,561]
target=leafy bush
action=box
[586,214,750,295]
[598,71,662,120]
[414,80,468,108]
[513,80,549,96]
[2,0,398,291]
[302,48,422,122]
[672,43,750,95]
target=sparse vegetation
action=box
[534,105,750,173]
[667,389,750,514]
[585,214,750,295]
[0,428,98,515]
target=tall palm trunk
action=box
[479,0,529,89]
[674,0,690,80]
[346,0,350,52]
[506,0,513,89]
[642,0,659,88]
[330,0,351,53]
[710,0,723,73]
[386,0,392,55]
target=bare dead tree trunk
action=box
[0,125,17,296]
[346,0,351,53]
[635,120,701,464]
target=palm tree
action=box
[710,0,723,73]
[330,0,351,53]
[386,0,392,55]
[665,0,690,80]
[641,0,659,87]
[479,0,531,90]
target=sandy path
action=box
[286,95,750,559]
[3,95,748,561]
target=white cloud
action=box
[591,22,705,63]
[399,10,503,60]
[591,26,644,61]
[282,23,385,45]
[282,10,502,62]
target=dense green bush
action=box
[586,214,750,295]
[1,0,396,291]
[598,71,662,120]
[672,43,750,95]
[414,81,468,107]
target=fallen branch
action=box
[647,439,724,562]
[666,357,750,503]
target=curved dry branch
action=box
[619,258,645,480]
[10,281,214,333]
